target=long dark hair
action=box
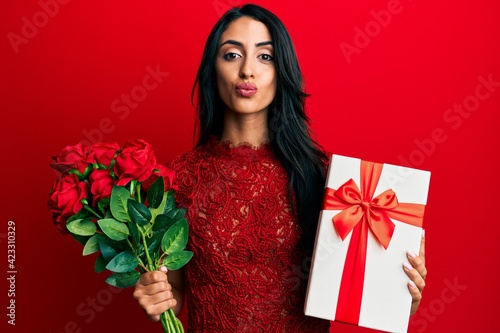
[192,4,328,251]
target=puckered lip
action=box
[236,82,257,91]
[236,82,257,97]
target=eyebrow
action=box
[219,39,273,49]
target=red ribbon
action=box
[322,160,425,325]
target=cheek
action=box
[263,73,277,101]
[215,66,234,98]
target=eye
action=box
[259,54,274,62]
[223,52,241,60]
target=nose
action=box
[239,57,254,79]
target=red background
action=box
[1,0,499,332]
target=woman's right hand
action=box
[133,266,177,322]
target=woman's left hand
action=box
[404,231,427,315]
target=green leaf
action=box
[105,271,140,288]
[147,231,165,258]
[67,209,89,223]
[147,176,164,209]
[110,186,131,222]
[106,251,139,273]
[149,191,166,224]
[127,199,152,226]
[128,220,140,246]
[161,218,188,254]
[163,190,176,213]
[94,253,107,273]
[144,222,153,235]
[153,214,175,231]
[83,234,102,256]
[70,232,90,246]
[67,218,96,236]
[97,197,110,214]
[98,237,119,261]
[163,251,193,270]
[166,207,186,222]
[97,218,129,241]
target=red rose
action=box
[89,170,114,205]
[50,143,94,174]
[88,142,120,167]
[113,139,157,186]
[52,214,70,235]
[48,173,89,234]
[142,164,176,192]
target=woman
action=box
[133,4,427,332]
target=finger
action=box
[408,280,422,315]
[136,289,175,312]
[140,280,172,295]
[142,298,177,322]
[403,261,426,292]
[419,229,426,266]
[134,278,172,302]
[139,270,168,286]
[407,249,427,281]
[139,289,175,306]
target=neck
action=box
[220,110,269,146]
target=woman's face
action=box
[215,16,276,116]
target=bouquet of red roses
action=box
[48,139,191,333]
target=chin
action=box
[229,107,267,115]
[227,100,270,115]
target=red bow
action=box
[322,160,425,325]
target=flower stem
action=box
[136,183,142,203]
[126,238,135,251]
[139,227,154,271]
[138,262,149,273]
[130,180,137,197]
[166,309,180,332]
[169,309,184,332]
[83,205,102,219]
[161,311,169,332]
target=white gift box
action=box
[304,154,431,333]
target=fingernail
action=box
[408,280,417,289]
[422,229,425,238]
[159,266,167,272]
[407,250,417,259]
[403,262,413,271]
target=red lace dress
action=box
[168,137,330,333]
